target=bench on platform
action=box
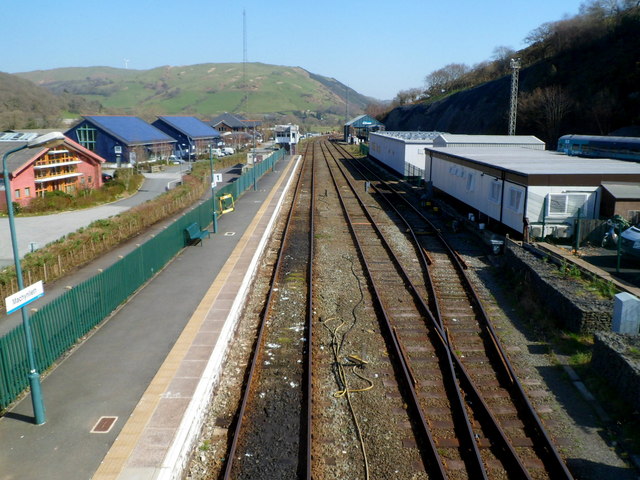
[185,222,210,246]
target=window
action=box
[24,187,31,197]
[76,124,97,151]
[507,187,523,212]
[547,193,588,216]
[466,173,475,192]
[489,181,501,203]
[14,189,20,199]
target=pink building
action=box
[0,132,105,210]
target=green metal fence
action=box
[0,149,284,409]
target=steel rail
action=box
[329,142,533,478]
[223,143,314,480]
[320,141,452,479]
[305,142,315,480]
[333,140,574,480]
[322,141,496,478]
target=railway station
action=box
[1,139,637,480]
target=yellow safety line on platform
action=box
[93,157,297,480]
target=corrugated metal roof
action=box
[155,116,220,139]
[434,134,544,146]
[83,116,175,145]
[428,147,640,176]
[372,131,444,142]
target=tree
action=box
[424,63,470,95]
[589,88,619,134]
[519,85,573,143]
[392,88,424,107]
[365,101,390,119]
[580,0,640,17]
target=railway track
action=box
[328,139,573,479]
[215,138,574,479]
[221,142,314,480]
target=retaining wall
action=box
[502,242,613,333]
[591,332,640,413]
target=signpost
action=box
[5,280,44,315]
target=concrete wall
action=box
[591,331,640,413]
[502,241,613,333]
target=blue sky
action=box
[4,0,586,100]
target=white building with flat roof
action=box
[424,146,640,236]
[368,131,444,178]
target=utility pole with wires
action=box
[508,58,521,135]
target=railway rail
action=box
[214,138,574,479]
[221,142,315,480]
[328,139,573,479]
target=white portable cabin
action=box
[424,147,640,236]
[368,131,443,178]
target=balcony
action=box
[34,172,83,184]
[34,160,82,169]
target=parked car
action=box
[222,147,235,155]
[101,172,113,182]
[619,225,640,258]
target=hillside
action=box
[0,72,100,130]
[383,7,640,145]
[17,63,371,127]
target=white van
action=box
[222,147,235,155]
[211,148,223,157]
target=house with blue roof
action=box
[66,116,176,166]
[152,116,221,160]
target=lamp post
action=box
[209,145,218,234]
[2,131,66,425]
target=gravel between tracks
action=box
[186,154,638,480]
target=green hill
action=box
[17,63,371,126]
[0,71,101,130]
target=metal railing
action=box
[0,149,284,409]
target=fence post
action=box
[574,207,581,252]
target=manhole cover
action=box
[91,416,118,433]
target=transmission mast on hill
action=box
[508,58,521,135]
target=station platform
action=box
[0,154,300,480]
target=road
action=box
[0,168,184,268]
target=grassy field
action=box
[18,63,371,120]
